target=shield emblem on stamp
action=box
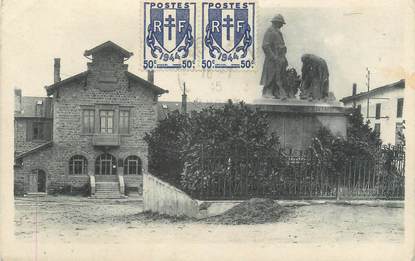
[150,8,191,53]
[144,2,196,70]
[209,9,249,53]
[202,2,255,69]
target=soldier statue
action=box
[260,14,288,99]
[300,54,329,100]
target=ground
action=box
[10,196,405,260]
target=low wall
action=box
[143,173,199,218]
[143,173,404,219]
[124,175,143,195]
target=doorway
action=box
[28,169,47,193]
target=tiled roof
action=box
[45,71,88,96]
[340,79,405,104]
[15,141,53,160]
[125,71,168,95]
[84,41,133,58]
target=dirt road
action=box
[10,196,405,260]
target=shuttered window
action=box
[100,110,114,134]
[82,109,95,133]
[397,98,404,118]
[119,110,130,134]
[375,103,381,119]
[374,123,381,134]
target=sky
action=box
[1,0,412,103]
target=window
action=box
[374,123,381,134]
[100,110,114,133]
[69,155,88,175]
[395,122,404,145]
[27,120,51,141]
[82,109,95,133]
[124,156,142,175]
[375,103,381,119]
[95,153,117,175]
[33,122,44,139]
[35,101,43,116]
[119,110,130,134]
[397,98,404,118]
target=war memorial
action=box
[252,14,347,149]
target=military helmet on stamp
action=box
[271,14,286,24]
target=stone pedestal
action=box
[249,98,348,150]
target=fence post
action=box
[335,170,341,200]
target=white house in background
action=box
[340,79,405,145]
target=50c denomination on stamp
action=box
[202,2,255,69]
[143,2,196,69]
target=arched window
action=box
[69,155,88,175]
[124,156,142,175]
[95,153,117,175]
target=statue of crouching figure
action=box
[300,54,329,101]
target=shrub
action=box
[144,100,285,190]
[180,100,285,192]
[144,110,189,186]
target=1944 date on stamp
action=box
[143,1,255,70]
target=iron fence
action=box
[185,146,405,200]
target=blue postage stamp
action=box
[202,2,255,69]
[143,2,196,69]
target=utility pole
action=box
[366,68,370,120]
[181,82,187,114]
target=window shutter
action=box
[375,104,381,119]
[397,98,404,118]
[26,120,33,141]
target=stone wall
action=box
[14,119,53,155]
[14,47,158,195]
[124,175,143,194]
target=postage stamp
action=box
[143,2,196,69]
[201,2,255,69]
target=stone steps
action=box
[93,181,124,199]
[95,175,118,182]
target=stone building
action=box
[340,79,405,145]
[14,41,168,197]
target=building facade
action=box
[14,41,168,197]
[340,79,405,145]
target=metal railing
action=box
[184,146,405,200]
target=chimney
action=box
[352,83,357,108]
[14,88,22,113]
[181,83,187,114]
[147,70,154,84]
[54,58,61,83]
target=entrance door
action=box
[28,169,46,192]
[95,154,117,175]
